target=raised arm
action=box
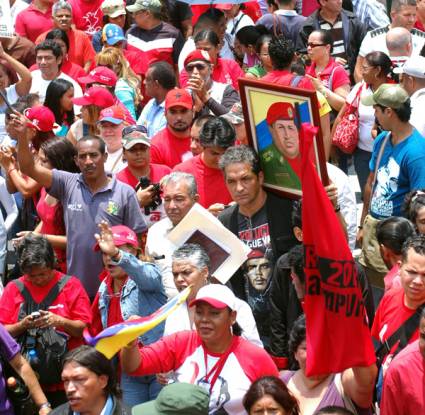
[10,114,53,189]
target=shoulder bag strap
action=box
[375,303,425,363]
[40,274,72,310]
[328,66,337,92]
[370,132,391,201]
[290,75,303,88]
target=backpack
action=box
[14,275,71,385]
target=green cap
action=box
[132,383,209,415]
[361,83,409,109]
[126,0,162,13]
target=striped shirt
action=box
[318,15,347,62]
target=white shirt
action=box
[164,299,263,347]
[30,70,83,111]
[327,162,357,251]
[0,85,19,144]
[178,37,195,73]
[10,0,29,27]
[359,26,425,57]
[105,148,126,174]
[226,11,254,46]
[145,216,179,299]
[409,87,425,137]
[346,81,375,152]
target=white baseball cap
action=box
[393,55,425,78]
[189,284,237,311]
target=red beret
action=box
[266,102,295,125]
[184,49,211,67]
[248,249,264,260]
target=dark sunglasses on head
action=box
[122,125,147,137]
[186,63,208,72]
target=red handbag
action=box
[332,84,363,154]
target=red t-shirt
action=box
[150,127,193,168]
[305,59,350,92]
[36,29,96,70]
[371,287,420,349]
[90,270,125,336]
[262,70,315,90]
[173,155,232,208]
[67,0,104,37]
[15,4,53,43]
[380,340,425,414]
[180,58,245,91]
[116,164,172,189]
[123,49,148,76]
[0,271,92,351]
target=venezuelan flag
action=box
[84,286,192,358]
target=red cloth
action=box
[90,270,125,336]
[242,2,262,22]
[380,340,425,414]
[383,264,401,292]
[305,59,350,91]
[371,287,419,349]
[36,28,96,70]
[0,271,92,351]
[116,164,172,189]
[262,70,315,90]
[302,0,319,17]
[150,127,192,168]
[300,123,375,375]
[415,20,425,31]
[36,188,66,273]
[123,49,148,76]
[173,155,232,208]
[67,0,104,37]
[180,57,244,91]
[15,3,53,43]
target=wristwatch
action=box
[39,402,52,410]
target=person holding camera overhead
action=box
[116,126,171,229]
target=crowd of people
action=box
[1,0,425,413]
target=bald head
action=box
[386,27,412,57]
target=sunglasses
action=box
[186,63,208,72]
[122,125,147,136]
[307,43,326,48]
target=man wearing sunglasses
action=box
[184,49,240,117]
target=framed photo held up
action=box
[239,78,329,199]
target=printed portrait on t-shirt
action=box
[244,250,272,293]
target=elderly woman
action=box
[282,315,377,415]
[0,234,92,407]
[164,243,262,346]
[121,284,278,414]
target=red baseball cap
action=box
[215,3,233,10]
[165,88,193,111]
[93,225,138,251]
[72,87,115,108]
[184,50,211,68]
[78,66,118,87]
[266,102,296,125]
[98,105,127,124]
[24,106,57,132]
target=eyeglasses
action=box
[307,43,326,48]
[186,63,208,72]
[122,125,147,136]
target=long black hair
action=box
[44,78,75,126]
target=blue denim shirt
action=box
[97,251,167,345]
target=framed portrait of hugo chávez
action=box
[239,78,329,199]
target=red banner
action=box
[300,123,375,376]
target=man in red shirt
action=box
[150,88,194,168]
[35,0,96,73]
[15,0,54,43]
[173,117,234,209]
[116,125,171,228]
[372,235,425,369]
[67,0,104,37]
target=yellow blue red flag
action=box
[84,286,192,358]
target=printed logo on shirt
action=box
[106,200,119,215]
[68,203,83,212]
[238,224,270,249]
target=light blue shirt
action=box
[352,0,390,30]
[137,98,166,138]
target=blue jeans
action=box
[353,147,372,198]
[121,373,162,406]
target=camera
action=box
[135,176,162,215]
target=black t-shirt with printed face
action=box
[237,204,273,346]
